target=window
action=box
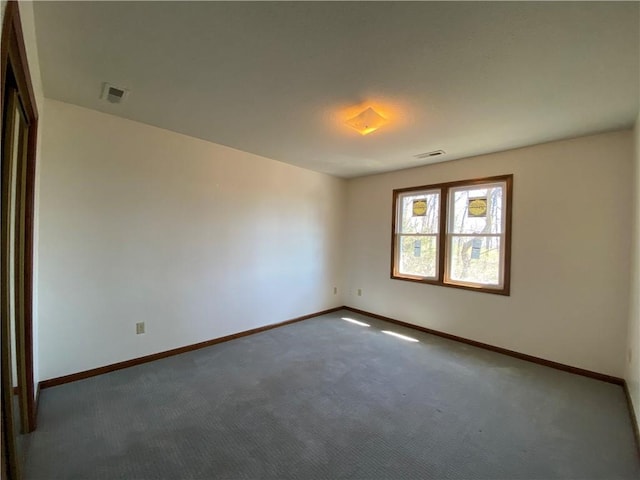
[392,175,512,295]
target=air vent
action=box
[414,150,445,159]
[101,83,129,104]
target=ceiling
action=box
[33,1,639,178]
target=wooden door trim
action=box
[1,1,39,478]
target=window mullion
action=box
[438,186,447,284]
[399,233,439,238]
[449,233,503,238]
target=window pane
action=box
[399,191,439,234]
[450,184,504,235]
[448,235,501,286]
[398,235,438,278]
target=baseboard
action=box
[31,304,640,455]
[342,306,624,385]
[40,307,343,389]
[623,380,640,456]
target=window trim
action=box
[391,174,513,296]
[393,188,441,281]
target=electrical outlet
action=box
[333,287,338,295]
[136,322,145,335]
[357,289,362,296]
[629,349,633,364]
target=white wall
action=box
[344,131,632,378]
[627,112,640,430]
[37,99,345,380]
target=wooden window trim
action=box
[392,187,441,282]
[391,174,513,296]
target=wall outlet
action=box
[333,287,338,295]
[629,349,633,364]
[136,322,145,335]
[357,288,362,296]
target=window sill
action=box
[390,274,510,296]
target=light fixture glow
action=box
[341,317,370,327]
[345,107,389,135]
[382,330,419,342]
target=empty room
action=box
[2,1,640,479]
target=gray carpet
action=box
[24,310,640,479]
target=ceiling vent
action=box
[101,83,129,104]
[414,150,445,159]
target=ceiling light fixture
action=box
[345,106,389,135]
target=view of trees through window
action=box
[447,185,504,286]
[398,191,439,278]
[392,175,512,295]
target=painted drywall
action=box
[344,131,632,378]
[627,112,640,430]
[37,99,345,380]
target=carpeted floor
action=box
[24,310,640,479]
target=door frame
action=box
[1,1,39,478]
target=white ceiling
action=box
[33,1,639,178]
